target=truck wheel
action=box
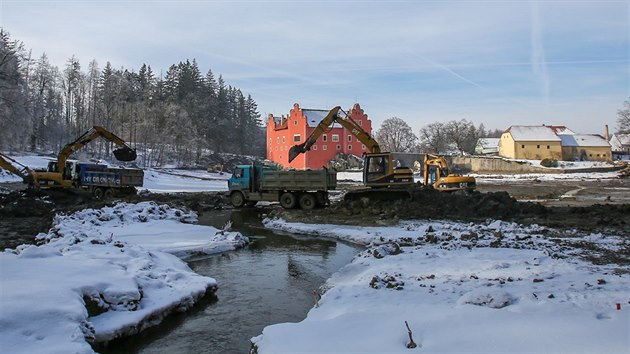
[231,192,245,208]
[279,192,297,209]
[299,193,317,210]
[93,188,104,199]
[104,189,114,199]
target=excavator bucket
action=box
[288,143,306,163]
[113,147,137,162]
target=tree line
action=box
[375,96,630,155]
[0,29,265,167]
[374,117,502,155]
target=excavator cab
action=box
[363,153,415,188]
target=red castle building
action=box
[266,103,373,169]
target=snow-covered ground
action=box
[338,169,623,185]
[254,218,629,353]
[0,202,248,354]
[2,153,629,353]
[142,169,228,193]
[473,171,621,183]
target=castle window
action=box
[336,144,341,150]
[323,145,327,150]
[332,134,339,142]
[323,134,328,142]
[313,145,318,150]
[293,134,301,142]
[348,144,352,150]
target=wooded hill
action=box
[0,29,265,167]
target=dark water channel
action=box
[99,208,361,354]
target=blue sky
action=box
[1,0,628,135]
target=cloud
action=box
[1,0,627,134]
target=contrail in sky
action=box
[531,0,550,105]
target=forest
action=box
[0,29,266,168]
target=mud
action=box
[0,185,228,249]
[2,177,629,252]
[270,188,630,237]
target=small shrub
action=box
[540,158,558,168]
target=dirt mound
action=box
[0,188,229,250]
[336,189,548,222]
[270,189,630,236]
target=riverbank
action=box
[0,202,247,354]
[253,218,629,353]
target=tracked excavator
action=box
[30,126,137,189]
[423,154,476,192]
[288,106,417,200]
[0,126,141,197]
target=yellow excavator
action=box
[30,126,137,189]
[423,154,475,192]
[289,106,416,189]
[289,106,418,200]
[1,126,138,193]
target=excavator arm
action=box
[289,106,380,162]
[0,153,34,184]
[55,126,136,173]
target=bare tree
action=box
[418,122,448,154]
[617,97,630,133]
[445,119,478,155]
[374,117,418,152]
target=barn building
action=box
[498,126,563,160]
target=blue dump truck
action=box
[50,161,144,198]
[228,164,337,209]
[75,162,144,198]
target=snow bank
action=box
[141,169,229,193]
[1,202,248,353]
[254,218,629,353]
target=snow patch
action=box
[1,201,250,353]
[254,218,629,353]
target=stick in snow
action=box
[405,321,417,349]
[312,290,321,308]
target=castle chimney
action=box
[605,124,610,141]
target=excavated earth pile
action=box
[270,189,630,237]
[0,187,227,249]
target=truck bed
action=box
[80,167,144,188]
[260,169,336,191]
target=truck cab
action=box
[228,164,272,193]
[228,166,248,194]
